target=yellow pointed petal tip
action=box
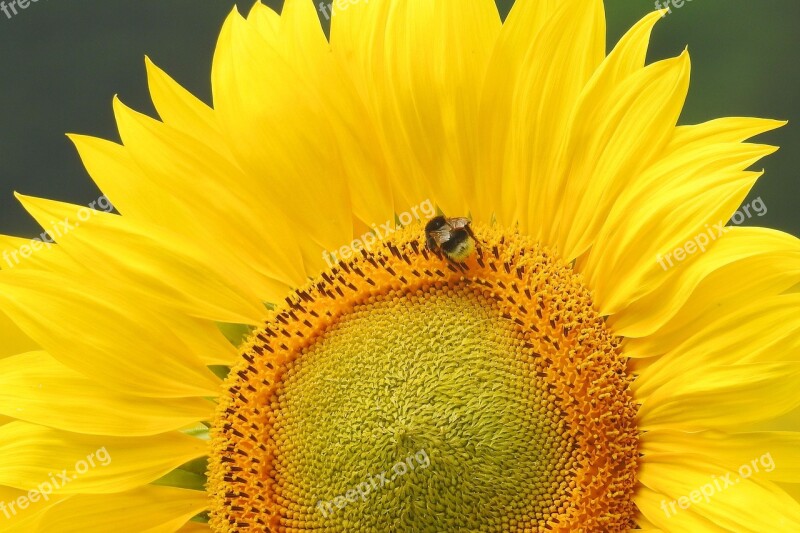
[758,118,790,130]
[111,93,131,122]
[143,55,164,91]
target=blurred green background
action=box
[0,0,797,236]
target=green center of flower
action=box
[208,224,640,532]
[273,284,574,530]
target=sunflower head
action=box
[208,224,640,530]
[0,1,798,532]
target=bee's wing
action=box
[448,217,482,245]
[425,227,449,250]
[432,228,452,240]
[447,217,471,230]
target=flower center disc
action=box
[209,225,639,532]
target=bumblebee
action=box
[424,215,478,262]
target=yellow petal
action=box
[3,224,236,366]
[277,1,395,229]
[643,430,800,483]
[177,522,211,532]
[275,0,328,63]
[530,8,662,241]
[15,194,267,325]
[0,352,212,436]
[0,233,77,273]
[472,0,562,222]
[35,485,206,533]
[596,10,664,84]
[0,269,219,398]
[333,0,501,217]
[504,0,605,233]
[749,404,800,433]
[0,484,66,531]
[588,168,762,315]
[67,133,294,304]
[112,97,307,286]
[614,227,800,341]
[638,362,800,431]
[385,0,501,215]
[673,116,787,145]
[520,0,606,234]
[632,512,666,532]
[0,306,37,359]
[0,422,206,494]
[634,293,800,398]
[247,0,279,40]
[779,482,800,506]
[552,19,689,260]
[144,57,225,150]
[259,0,395,229]
[212,8,352,271]
[582,115,784,315]
[554,46,689,260]
[635,485,729,532]
[172,317,238,367]
[639,456,800,531]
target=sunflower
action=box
[0,0,798,531]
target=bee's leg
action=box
[464,225,482,246]
[425,236,438,252]
[443,254,468,273]
[428,246,449,264]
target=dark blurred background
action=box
[0,0,797,237]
